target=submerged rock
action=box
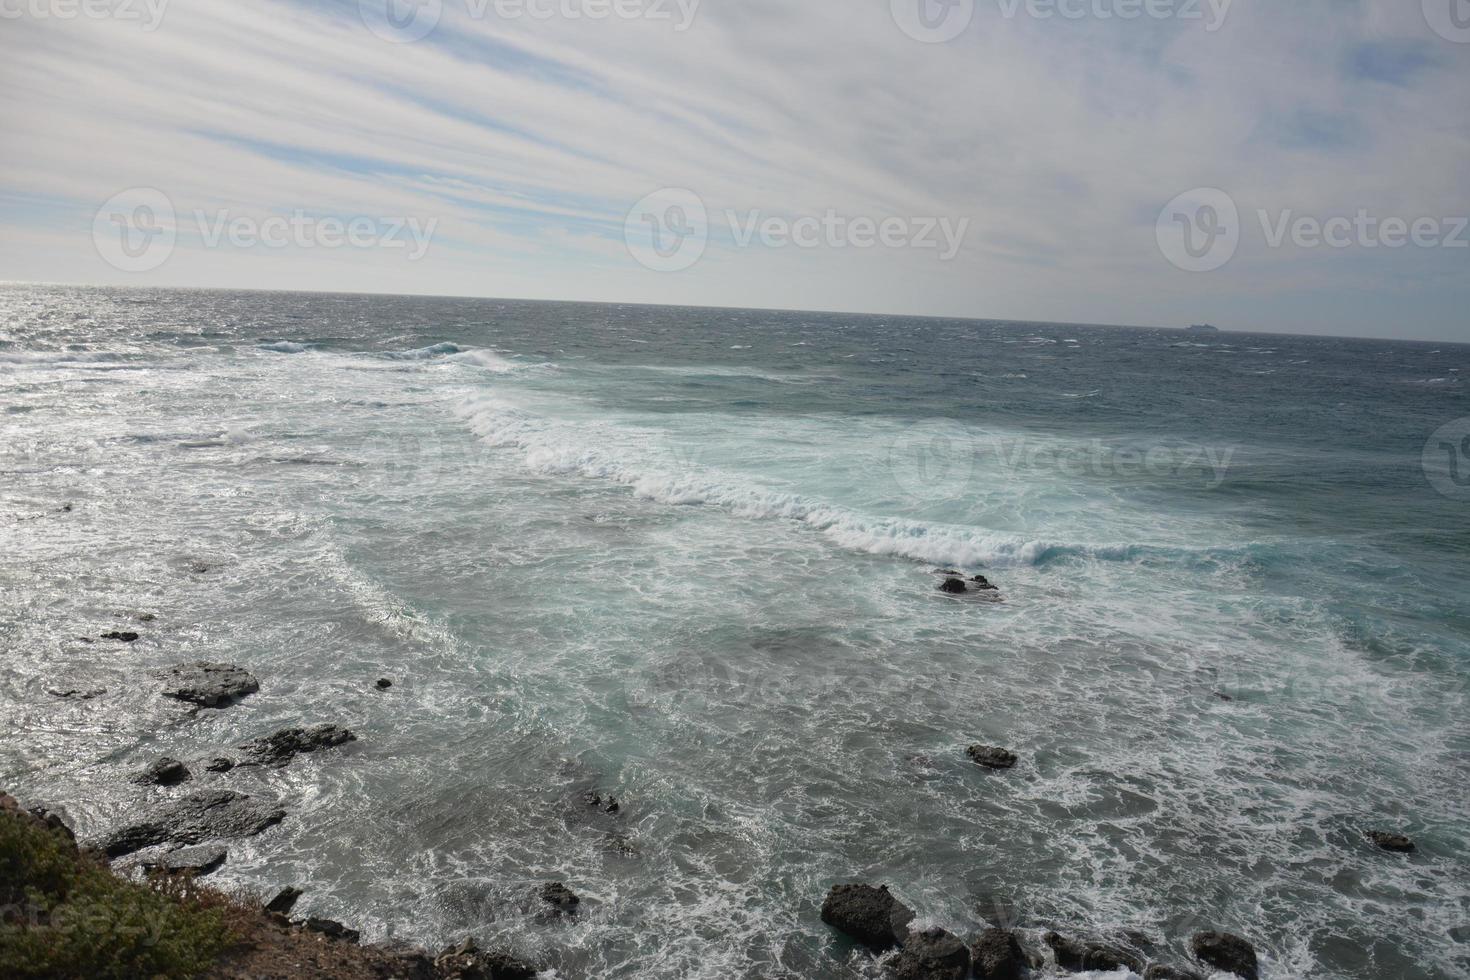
[1189,931,1259,980]
[1044,932,1143,974]
[970,575,999,591]
[966,745,1018,770]
[1366,830,1415,853]
[131,757,191,786]
[971,928,1027,980]
[892,926,970,979]
[819,883,915,952]
[376,678,393,690]
[143,843,226,876]
[158,662,259,708]
[582,790,620,814]
[937,578,969,595]
[205,757,235,773]
[101,630,140,642]
[101,789,285,857]
[238,724,356,766]
[48,688,106,701]
[539,882,580,916]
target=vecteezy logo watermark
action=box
[93,188,177,273]
[891,0,1230,42]
[624,188,709,273]
[891,0,975,43]
[1158,187,1469,271]
[93,189,439,272]
[1156,188,1240,273]
[727,210,969,261]
[359,0,443,43]
[0,0,170,30]
[886,420,980,501]
[359,0,699,42]
[885,426,1238,500]
[1424,418,1470,501]
[623,188,969,272]
[1423,0,1470,43]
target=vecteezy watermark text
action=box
[885,420,1238,501]
[0,0,168,29]
[92,188,437,272]
[623,188,969,271]
[1157,187,1468,272]
[358,0,699,43]
[890,0,1230,43]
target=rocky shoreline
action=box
[11,575,1423,979]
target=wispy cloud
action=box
[1,0,1467,338]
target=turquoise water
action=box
[2,284,1467,978]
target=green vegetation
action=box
[1,805,235,980]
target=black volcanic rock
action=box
[971,928,1027,980]
[101,630,140,642]
[132,757,191,786]
[970,575,999,591]
[265,886,303,915]
[1044,932,1143,974]
[100,789,284,857]
[238,724,356,766]
[1189,931,1259,980]
[819,883,915,952]
[143,843,226,876]
[539,882,580,915]
[1365,830,1415,853]
[938,578,968,594]
[891,926,970,979]
[967,745,1018,770]
[1145,965,1205,980]
[158,662,258,708]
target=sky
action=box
[0,0,1467,340]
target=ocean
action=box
[2,283,1467,978]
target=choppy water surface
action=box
[2,284,1468,978]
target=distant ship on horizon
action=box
[1187,323,1220,333]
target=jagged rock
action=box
[1044,932,1143,974]
[1145,964,1205,980]
[132,757,191,786]
[891,926,970,979]
[1365,830,1415,853]
[938,578,968,594]
[143,844,226,876]
[376,678,393,690]
[305,917,360,943]
[101,630,140,642]
[100,789,285,857]
[540,882,580,915]
[264,886,303,915]
[967,745,1018,770]
[970,575,999,591]
[237,724,355,766]
[1189,931,1259,980]
[819,883,915,952]
[435,938,538,979]
[205,757,235,773]
[158,662,259,708]
[971,928,1027,980]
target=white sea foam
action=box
[457,393,1167,570]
